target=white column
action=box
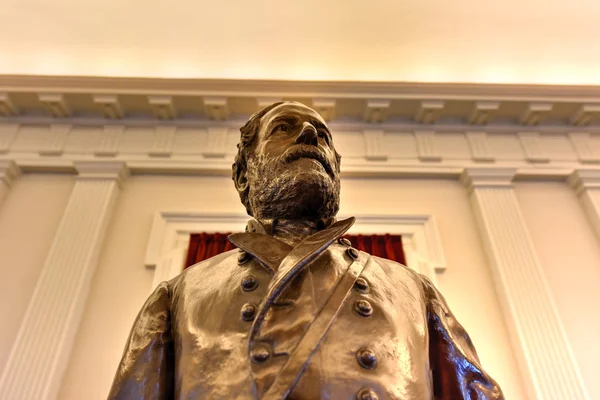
[568,169,600,244]
[0,160,20,206]
[0,161,129,400]
[461,168,589,400]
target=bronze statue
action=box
[109,102,504,399]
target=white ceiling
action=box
[1,0,599,84]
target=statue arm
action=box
[420,276,505,400]
[108,281,175,400]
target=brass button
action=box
[354,277,370,293]
[241,275,258,292]
[354,299,373,317]
[250,344,270,363]
[346,247,359,260]
[238,251,251,265]
[339,237,352,247]
[356,387,379,400]
[240,303,257,321]
[356,348,377,369]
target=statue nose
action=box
[295,122,319,146]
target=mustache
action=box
[280,145,335,177]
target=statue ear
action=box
[233,162,249,194]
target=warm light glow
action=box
[2,0,600,85]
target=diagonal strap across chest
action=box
[230,217,359,399]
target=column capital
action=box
[74,161,129,188]
[568,169,600,195]
[460,167,516,192]
[0,160,21,187]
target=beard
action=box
[245,150,340,220]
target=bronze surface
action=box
[109,102,504,399]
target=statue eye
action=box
[318,130,330,144]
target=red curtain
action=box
[185,233,405,268]
[185,232,235,269]
[343,234,406,265]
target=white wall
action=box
[1,0,599,84]
[0,174,75,372]
[54,175,527,400]
[516,182,600,400]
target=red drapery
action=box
[185,233,406,268]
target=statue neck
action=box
[255,218,332,246]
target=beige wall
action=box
[6,175,599,399]
[55,176,527,400]
[0,173,75,371]
[516,182,600,400]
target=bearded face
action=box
[237,102,341,220]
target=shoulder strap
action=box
[260,254,371,400]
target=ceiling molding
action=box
[1,75,599,130]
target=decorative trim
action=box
[518,132,550,163]
[414,100,445,124]
[203,127,228,158]
[463,169,590,400]
[0,168,126,400]
[0,93,19,116]
[312,98,336,121]
[568,132,600,164]
[144,211,447,290]
[38,93,70,118]
[204,97,229,121]
[415,130,442,162]
[460,167,516,192]
[0,123,18,154]
[148,96,176,120]
[466,131,495,162]
[364,100,390,123]
[571,104,600,126]
[74,161,130,187]
[39,124,71,156]
[93,94,123,119]
[0,159,21,187]
[149,126,177,157]
[569,170,600,244]
[362,129,387,161]
[94,125,124,157]
[520,102,553,126]
[468,101,499,125]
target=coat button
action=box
[354,299,373,317]
[241,275,258,292]
[346,247,359,260]
[339,237,352,247]
[250,344,270,363]
[356,388,379,400]
[238,251,251,265]
[354,277,370,293]
[356,348,377,369]
[240,303,257,321]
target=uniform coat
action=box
[109,218,504,400]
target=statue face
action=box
[243,102,341,220]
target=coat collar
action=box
[228,217,353,274]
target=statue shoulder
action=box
[168,248,240,286]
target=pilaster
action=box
[0,160,20,206]
[568,169,600,244]
[0,161,128,400]
[461,167,589,400]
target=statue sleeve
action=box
[108,281,174,400]
[420,276,505,400]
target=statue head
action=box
[232,101,341,220]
